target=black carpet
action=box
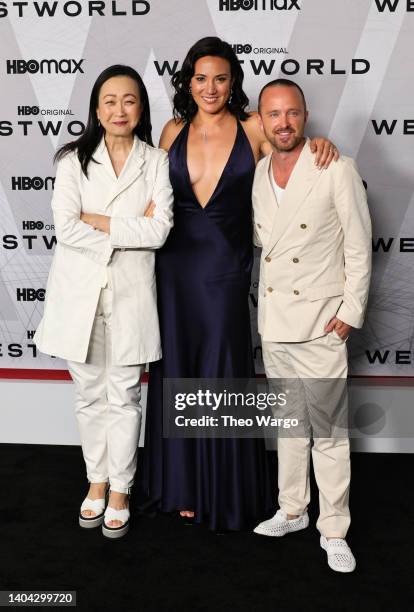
[1,445,413,611]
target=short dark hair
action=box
[172,36,249,123]
[258,78,307,113]
[55,64,153,176]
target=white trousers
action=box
[67,286,145,494]
[262,332,350,538]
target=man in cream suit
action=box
[252,79,371,573]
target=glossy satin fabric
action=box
[141,122,274,530]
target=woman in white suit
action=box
[34,65,174,539]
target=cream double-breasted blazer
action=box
[35,136,174,364]
[252,139,372,343]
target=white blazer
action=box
[34,136,174,365]
[252,140,372,343]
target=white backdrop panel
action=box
[0,0,413,376]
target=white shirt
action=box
[269,165,285,207]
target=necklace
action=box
[194,112,231,145]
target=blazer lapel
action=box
[93,137,146,211]
[257,153,278,220]
[264,139,323,257]
[93,137,117,181]
[110,136,145,203]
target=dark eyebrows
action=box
[193,72,230,78]
[103,93,137,99]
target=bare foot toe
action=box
[81,509,97,518]
[107,520,122,528]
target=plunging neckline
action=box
[184,121,240,210]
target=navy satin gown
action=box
[141,121,273,531]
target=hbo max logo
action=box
[6,59,84,74]
[219,0,300,10]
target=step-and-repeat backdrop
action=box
[0,0,412,376]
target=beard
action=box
[266,129,304,153]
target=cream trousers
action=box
[262,332,350,538]
[67,286,144,494]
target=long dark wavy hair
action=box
[55,64,153,176]
[172,37,249,123]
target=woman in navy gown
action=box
[141,37,337,531]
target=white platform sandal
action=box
[79,496,106,529]
[102,505,130,539]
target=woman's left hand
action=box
[309,137,339,169]
[144,200,156,218]
[81,213,111,234]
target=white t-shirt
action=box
[269,165,285,207]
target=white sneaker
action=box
[253,509,309,537]
[320,536,356,573]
